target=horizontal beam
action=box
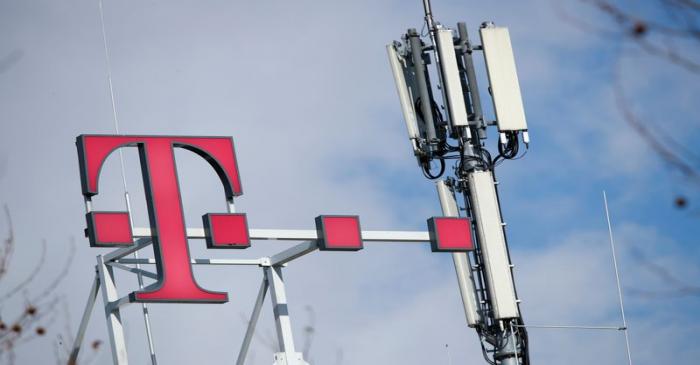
[514,324,626,331]
[131,228,430,242]
[115,258,265,266]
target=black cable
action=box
[479,342,496,365]
[492,131,521,169]
[477,331,497,365]
[421,159,445,179]
[414,97,446,129]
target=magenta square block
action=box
[427,217,474,252]
[86,211,134,247]
[202,213,250,249]
[315,215,363,251]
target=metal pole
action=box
[98,0,158,360]
[421,0,439,48]
[421,0,435,29]
[97,255,129,365]
[68,270,101,364]
[493,320,520,365]
[265,265,306,365]
[603,191,633,365]
[267,266,296,355]
[236,276,269,365]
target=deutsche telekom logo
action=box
[76,135,474,304]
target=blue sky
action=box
[1,0,699,364]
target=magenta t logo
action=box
[77,135,246,303]
[76,134,475,304]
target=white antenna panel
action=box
[436,29,469,128]
[479,26,527,132]
[436,181,482,327]
[468,170,520,319]
[386,44,420,142]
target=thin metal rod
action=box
[236,277,269,365]
[98,0,158,360]
[513,324,624,331]
[124,193,158,364]
[97,0,128,189]
[509,321,519,364]
[68,271,101,364]
[603,191,633,365]
[97,0,121,136]
[108,261,159,280]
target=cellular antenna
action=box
[387,1,530,363]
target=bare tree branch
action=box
[0,241,47,302]
[1,205,15,281]
[0,205,95,364]
[666,0,700,12]
[612,60,700,179]
[635,37,700,73]
[32,239,76,304]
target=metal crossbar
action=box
[70,230,430,365]
[131,227,430,242]
[514,324,626,331]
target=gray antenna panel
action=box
[480,26,527,132]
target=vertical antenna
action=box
[445,344,453,365]
[421,0,439,63]
[603,191,633,365]
[97,1,158,363]
[422,0,436,30]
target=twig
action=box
[0,205,15,281]
[0,241,47,302]
[612,56,700,180]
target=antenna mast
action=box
[388,1,530,363]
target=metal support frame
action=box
[97,254,129,364]
[266,265,305,365]
[70,229,431,364]
[68,270,100,363]
[236,278,268,365]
